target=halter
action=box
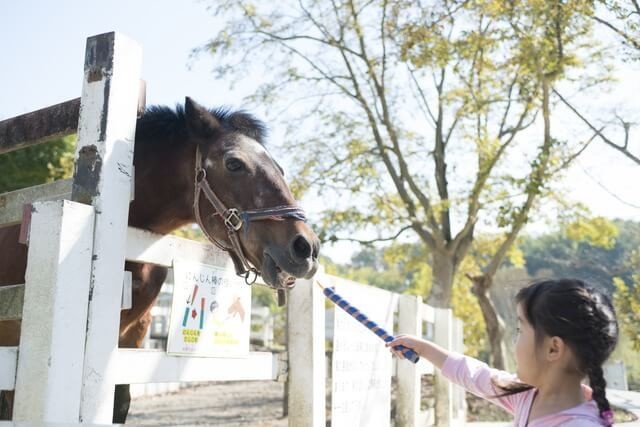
[192,146,307,289]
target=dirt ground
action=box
[127,378,485,426]
[127,380,637,426]
[127,381,288,427]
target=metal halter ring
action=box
[196,169,206,183]
[224,209,243,231]
[244,268,258,285]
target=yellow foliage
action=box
[406,254,487,359]
[565,216,619,249]
[451,277,487,359]
[450,255,489,358]
[613,276,640,351]
[406,262,432,297]
[471,234,526,268]
[171,225,208,242]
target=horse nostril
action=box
[292,235,312,260]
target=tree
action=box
[522,219,640,287]
[199,0,599,318]
[593,0,640,59]
[552,1,639,166]
[0,136,75,193]
[613,264,640,351]
[458,0,618,368]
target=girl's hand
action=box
[386,334,426,359]
[386,334,450,369]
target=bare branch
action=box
[328,0,431,242]
[591,15,640,51]
[554,89,640,165]
[498,68,522,138]
[328,225,413,245]
[482,78,555,279]
[408,66,437,124]
[498,112,538,138]
[347,0,441,235]
[615,113,632,149]
[451,101,535,254]
[548,128,601,175]
[380,0,389,93]
[577,162,640,209]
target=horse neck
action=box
[128,143,197,234]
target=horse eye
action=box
[225,158,245,172]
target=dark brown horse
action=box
[0,97,320,423]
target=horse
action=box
[0,97,320,423]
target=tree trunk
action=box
[470,275,508,370]
[427,249,455,308]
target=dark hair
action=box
[496,279,619,424]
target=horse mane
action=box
[135,104,268,147]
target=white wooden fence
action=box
[0,31,466,426]
[287,273,466,427]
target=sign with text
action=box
[167,260,250,357]
[331,280,397,427]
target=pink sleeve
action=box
[441,352,530,414]
[560,419,604,426]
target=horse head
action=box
[184,97,320,289]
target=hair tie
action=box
[600,409,614,426]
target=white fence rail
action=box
[0,198,467,427]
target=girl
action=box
[387,279,619,426]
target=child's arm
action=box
[385,334,449,369]
[387,334,526,415]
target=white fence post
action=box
[72,32,142,423]
[13,200,95,423]
[434,307,454,427]
[287,277,326,427]
[397,294,422,427]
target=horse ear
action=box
[184,97,220,137]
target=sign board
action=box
[167,260,250,357]
[331,280,397,427]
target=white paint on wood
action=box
[0,347,17,390]
[396,294,422,427]
[106,350,278,384]
[0,179,72,227]
[287,275,325,427]
[125,227,231,268]
[121,271,132,310]
[13,200,95,423]
[421,303,435,323]
[76,32,143,424]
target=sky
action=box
[2,0,639,261]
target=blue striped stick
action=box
[319,283,420,364]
